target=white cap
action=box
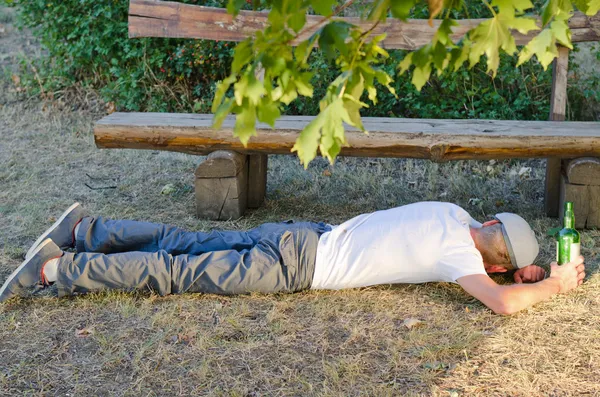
[493,213,539,269]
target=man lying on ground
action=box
[0,202,585,314]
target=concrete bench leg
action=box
[195,151,248,220]
[559,157,600,229]
[194,152,268,220]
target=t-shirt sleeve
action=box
[436,246,487,283]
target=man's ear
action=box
[485,265,509,273]
[482,219,501,227]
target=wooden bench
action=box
[95,0,600,226]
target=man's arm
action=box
[457,256,585,315]
[513,265,546,283]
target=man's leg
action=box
[76,217,265,255]
[76,217,328,256]
[59,226,321,297]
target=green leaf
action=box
[434,19,458,46]
[310,0,337,16]
[517,28,557,69]
[468,16,516,76]
[292,113,325,166]
[368,0,391,21]
[213,98,234,130]
[572,0,600,13]
[398,53,413,74]
[320,98,352,163]
[232,39,253,74]
[367,86,378,104]
[542,0,573,25]
[212,75,237,113]
[510,16,540,34]
[550,19,573,48]
[449,39,471,71]
[288,10,307,33]
[344,73,366,130]
[257,101,281,127]
[227,0,246,17]
[234,103,257,146]
[295,72,315,97]
[586,0,600,15]
[412,63,432,91]
[319,21,353,60]
[234,75,248,106]
[246,74,266,106]
[390,0,416,20]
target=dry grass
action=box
[2,8,600,396]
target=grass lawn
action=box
[1,6,600,396]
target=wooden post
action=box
[195,151,248,220]
[247,154,268,208]
[245,66,268,209]
[544,46,569,217]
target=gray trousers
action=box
[55,217,330,297]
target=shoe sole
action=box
[0,238,53,302]
[25,202,80,260]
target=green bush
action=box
[4,0,598,120]
[7,0,235,112]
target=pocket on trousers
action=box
[278,231,298,289]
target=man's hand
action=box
[548,256,586,294]
[514,265,546,284]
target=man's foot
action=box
[26,202,84,259]
[0,239,62,303]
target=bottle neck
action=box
[564,211,574,228]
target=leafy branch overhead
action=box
[212,0,600,167]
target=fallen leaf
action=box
[518,166,531,177]
[105,101,116,114]
[76,327,95,338]
[322,169,332,177]
[11,74,20,87]
[402,317,424,329]
[468,198,482,206]
[423,361,449,370]
[161,184,176,195]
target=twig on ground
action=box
[84,183,117,190]
[86,173,119,181]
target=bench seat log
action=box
[95,113,600,161]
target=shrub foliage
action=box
[4,0,597,127]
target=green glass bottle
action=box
[556,202,581,265]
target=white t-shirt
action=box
[311,202,487,290]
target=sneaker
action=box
[0,239,62,303]
[26,202,84,259]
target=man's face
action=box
[484,263,509,274]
